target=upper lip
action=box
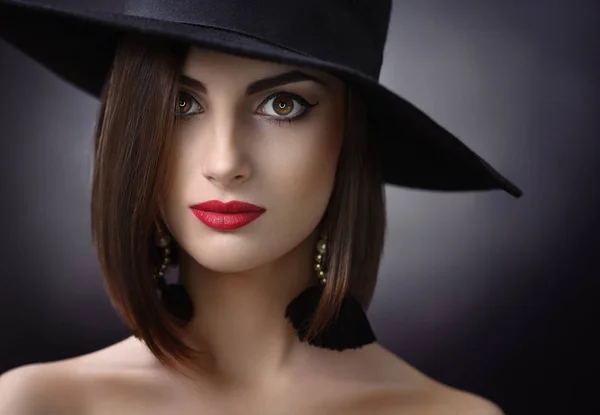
[190,200,266,213]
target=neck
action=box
[175,233,318,388]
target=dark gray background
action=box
[1,1,598,413]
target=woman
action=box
[0,1,521,413]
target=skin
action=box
[0,47,504,415]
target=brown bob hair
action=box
[91,33,386,372]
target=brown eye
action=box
[176,91,201,117]
[258,92,316,121]
[272,96,294,116]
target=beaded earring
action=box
[285,237,377,351]
[153,221,194,322]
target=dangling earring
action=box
[285,237,377,351]
[153,221,194,322]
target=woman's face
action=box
[161,47,346,273]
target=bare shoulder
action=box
[0,336,154,415]
[425,384,505,415]
[0,361,83,415]
[365,374,504,415]
[347,344,504,415]
[359,386,504,415]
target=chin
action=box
[193,255,260,274]
[185,239,282,274]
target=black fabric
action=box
[285,284,377,351]
[0,0,523,197]
[156,278,194,322]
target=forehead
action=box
[181,46,339,85]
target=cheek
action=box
[262,118,343,236]
[269,119,343,200]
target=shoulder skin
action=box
[0,363,84,415]
[427,386,506,415]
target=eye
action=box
[175,91,202,117]
[257,92,317,120]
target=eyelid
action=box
[179,88,201,103]
[259,91,316,106]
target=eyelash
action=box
[175,90,319,126]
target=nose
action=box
[201,115,252,188]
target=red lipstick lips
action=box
[189,200,266,231]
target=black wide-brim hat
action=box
[0,0,522,197]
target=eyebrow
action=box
[179,70,327,95]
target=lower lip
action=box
[190,209,264,231]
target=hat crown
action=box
[115,0,392,78]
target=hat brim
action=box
[0,0,522,197]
